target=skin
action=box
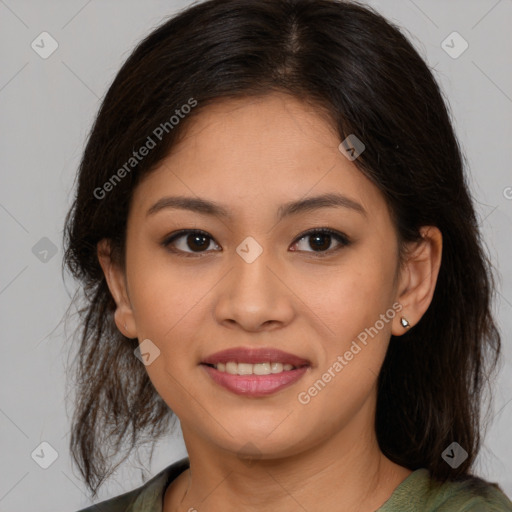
[98,92,442,512]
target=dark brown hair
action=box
[63,0,501,497]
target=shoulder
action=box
[74,457,190,512]
[379,468,512,512]
[434,475,512,512]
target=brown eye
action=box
[162,230,221,255]
[185,233,210,252]
[162,227,350,258]
[290,228,350,255]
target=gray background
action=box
[0,0,511,510]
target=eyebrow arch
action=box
[146,193,366,219]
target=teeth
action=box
[213,361,296,375]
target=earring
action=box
[400,317,410,329]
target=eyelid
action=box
[292,227,350,245]
[161,227,351,257]
[162,229,220,257]
[290,227,351,256]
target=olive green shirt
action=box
[75,457,512,511]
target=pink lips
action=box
[200,347,310,398]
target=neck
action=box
[164,402,411,512]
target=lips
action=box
[200,347,311,397]
[201,364,309,397]
[201,347,310,367]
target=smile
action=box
[200,347,311,397]
[208,361,298,375]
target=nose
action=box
[213,246,295,333]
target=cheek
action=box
[126,257,208,414]
[292,251,397,341]
[290,249,397,410]
[124,249,219,410]
[127,242,210,337]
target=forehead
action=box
[130,93,390,224]
[170,93,338,163]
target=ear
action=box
[392,226,442,335]
[97,238,137,339]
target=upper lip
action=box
[201,347,310,367]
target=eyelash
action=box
[161,228,351,258]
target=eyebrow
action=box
[146,193,366,220]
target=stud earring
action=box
[400,317,410,329]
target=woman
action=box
[64,0,512,510]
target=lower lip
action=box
[201,364,309,397]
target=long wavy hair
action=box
[63,0,501,497]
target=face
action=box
[103,93,411,460]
